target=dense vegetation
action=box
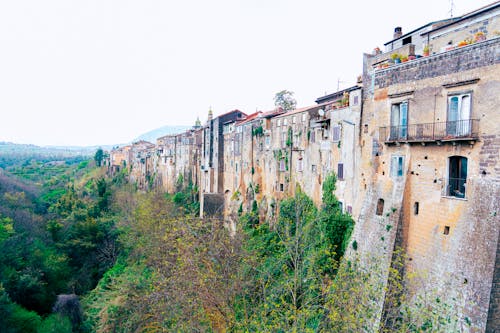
[0,155,120,332]
[0,153,464,332]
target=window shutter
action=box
[338,163,344,180]
[332,125,341,142]
[391,156,397,177]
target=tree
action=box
[94,148,104,167]
[274,90,297,112]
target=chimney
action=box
[394,27,402,39]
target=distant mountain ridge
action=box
[132,125,191,143]
[0,142,95,156]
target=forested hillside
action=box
[0,154,462,332]
[0,155,122,332]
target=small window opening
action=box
[444,226,450,235]
[402,36,412,45]
[376,198,385,216]
[414,202,419,215]
[280,183,284,192]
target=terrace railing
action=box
[380,119,479,143]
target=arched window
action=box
[448,156,467,198]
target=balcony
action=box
[380,119,479,144]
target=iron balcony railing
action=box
[380,119,479,143]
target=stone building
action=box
[127,140,156,190]
[108,145,131,175]
[200,109,246,217]
[105,2,499,330]
[156,122,203,193]
[353,3,500,331]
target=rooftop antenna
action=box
[448,0,455,17]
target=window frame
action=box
[390,101,408,140]
[447,156,467,198]
[390,155,404,178]
[447,92,472,137]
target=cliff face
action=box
[108,12,500,331]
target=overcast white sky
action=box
[0,0,494,146]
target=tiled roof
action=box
[236,111,262,125]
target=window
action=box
[279,159,286,172]
[297,158,303,172]
[447,93,471,136]
[402,36,412,45]
[280,183,284,192]
[338,201,344,213]
[390,101,408,140]
[292,116,296,124]
[302,113,307,122]
[376,198,384,216]
[414,202,419,215]
[347,205,353,215]
[444,226,450,235]
[353,95,359,106]
[284,118,288,126]
[277,119,281,127]
[337,163,344,180]
[281,131,287,148]
[390,156,404,177]
[448,156,467,198]
[312,164,317,173]
[310,130,316,143]
[332,125,341,142]
[235,138,240,155]
[265,135,271,148]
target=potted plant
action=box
[373,47,382,55]
[401,55,409,62]
[474,31,486,42]
[391,53,401,63]
[408,55,416,61]
[423,45,430,56]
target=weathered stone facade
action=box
[108,3,500,331]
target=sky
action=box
[0,0,495,146]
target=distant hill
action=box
[0,142,94,168]
[132,125,191,143]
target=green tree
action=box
[274,90,297,112]
[320,173,354,265]
[94,148,104,167]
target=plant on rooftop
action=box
[423,45,430,56]
[474,31,486,42]
[390,53,401,63]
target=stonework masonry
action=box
[108,4,500,331]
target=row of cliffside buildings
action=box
[108,3,500,332]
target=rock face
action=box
[53,294,82,329]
